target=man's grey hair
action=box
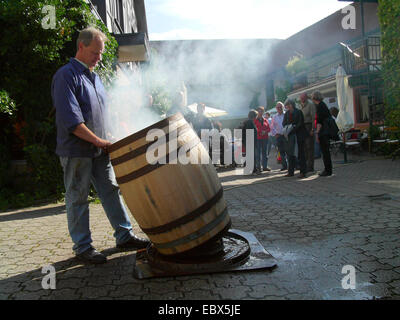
[311,91,324,102]
[76,27,108,51]
[284,99,296,108]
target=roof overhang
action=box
[112,32,149,63]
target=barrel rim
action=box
[108,112,184,153]
[115,135,201,184]
[110,122,192,167]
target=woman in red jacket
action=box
[253,106,271,174]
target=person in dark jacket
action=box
[312,91,333,176]
[282,99,307,178]
[192,103,214,138]
[241,110,258,174]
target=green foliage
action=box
[0,0,118,209]
[374,140,400,157]
[23,144,65,198]
[378,0,400,128]
[385,108,400,129]
[0,90,16,116]
[150,87,172,115]
[274,81,292,104]
[285,55,308,75]
[368,124,381,141]
[142,48,173,115]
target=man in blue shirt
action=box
[271,102,288,171]
[52,27,149,264]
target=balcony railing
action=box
[343,36,382,75]
[289,47,342,90]
[289,35,381,92]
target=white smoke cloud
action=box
[103,38,276,142]
[105,66,162,142]
[148,38,278,113]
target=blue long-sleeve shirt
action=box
[51,58,108,157]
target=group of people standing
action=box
[242,91,333,178]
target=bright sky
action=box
[146,0,351,41]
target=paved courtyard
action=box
[1,151,400,300]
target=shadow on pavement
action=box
[0,204,66,223]
[219,168,321,190]
[0,249,139,299]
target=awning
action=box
[187,103,228,118]
[112,32,149,63]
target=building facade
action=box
[265,1,382,129]
[89,0,150,68]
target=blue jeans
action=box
[59,153,134,254]
[255,139,269,171]
[267,136,275,157]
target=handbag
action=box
[322,117,340,140]
[282,124,294,140]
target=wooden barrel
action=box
[108,113,231,255]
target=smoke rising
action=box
[104,66,161,142]
[150,39,280,111]
[103,38,280,142]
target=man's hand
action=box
[73,123,111,152]
[93,137,112,153]
[93,137,111,148]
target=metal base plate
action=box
[132,229,277,279]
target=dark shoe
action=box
[318,171,332,177]
[280,168,287,171]
[307,168,314,173]
[117,235,150,250]
[76,247,107,264]
[263,167,271,172]
[284,173,294,177]
[298,173,306,179]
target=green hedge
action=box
[378,0,400,129]
[0,0,118,210]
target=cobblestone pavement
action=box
[1,151,400,300]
